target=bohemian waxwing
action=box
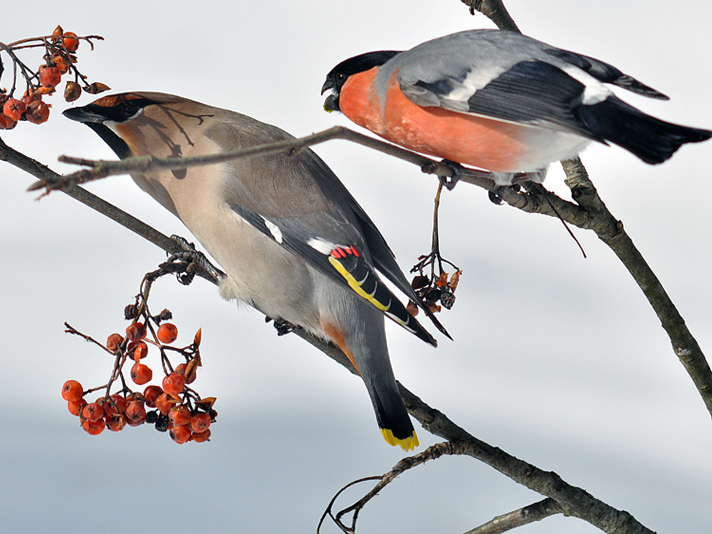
[64,92,450,450]
[322,29,711,185]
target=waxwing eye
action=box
[120,102,140,120]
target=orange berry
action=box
[155,392,178,415]
[128,340,148,361]
[82,418,105,435]
[52,55,69,74]
[105,414,127,432]
[20,89,39,106]
[125,400,147,425]
[190,412,211,433]
[191,429,211,443]
[168,405,191,427]
[38,65,62,88]
[126,391,145,404]
[156,323,178,344]
[82,402,104,422]
[169,424,192,444]
[3,98,25,121]
[162,372,185,396]
[101,394,126,417]
[126,322,146,342]
[63,32,79,52]
[25,100,50,125]
[106,333,124,352]
[143,385,163,408]
[68,398,87,416]
[130,362,153,385]
[0,112,16,130]
[174,362,196,384]
[61,380,83,402]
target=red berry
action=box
[126,322,147,342]
[3,98,25,121]
[169,405,192,427]
[143,385,163,408]
[82,418,105,435]
[63,32,79,52]
[25,100,50,125]
[126,391,145,404]
[125,400,146,425]
[105,414,127,432]
[0,112,16,130]
[162,372,185,396]
[106,333,124,353]
[101,394,126,417]
[68,398,87,416]
[38,65,62,88]
[169,424,192,444]
[157,323,178,344]
[128,340,148,361]
[130,362,153,385]
[191,429,211,443]
[61,380,83,402]
[155,392,178,415]
[174,362,197,384]
[190,412,211,433]
[82,402,104,422]
[52,55,70,74]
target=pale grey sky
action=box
[1,1,711,532]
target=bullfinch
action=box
[322,29,711,185]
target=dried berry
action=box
[64,81,81,102]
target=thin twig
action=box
[31,126,498,192]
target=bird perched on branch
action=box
[64,92,450,450]
[322,29,711,185]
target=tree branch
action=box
[460,0,520,32]
[400,388,655,534]
[463,498,562,534]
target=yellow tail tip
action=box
[380,428,419,451]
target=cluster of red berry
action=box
[62,311,216,444]
[0,25,107,129]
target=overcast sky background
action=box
[1,1,711,533]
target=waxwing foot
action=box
[265,316,297,336]
[166,235,226,285]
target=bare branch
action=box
[1,135,186,258]
[561,158,712,417]
[460,0,520,32]
[463,498,562,534]
[399,388,655,534]
[31,126,500,192]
